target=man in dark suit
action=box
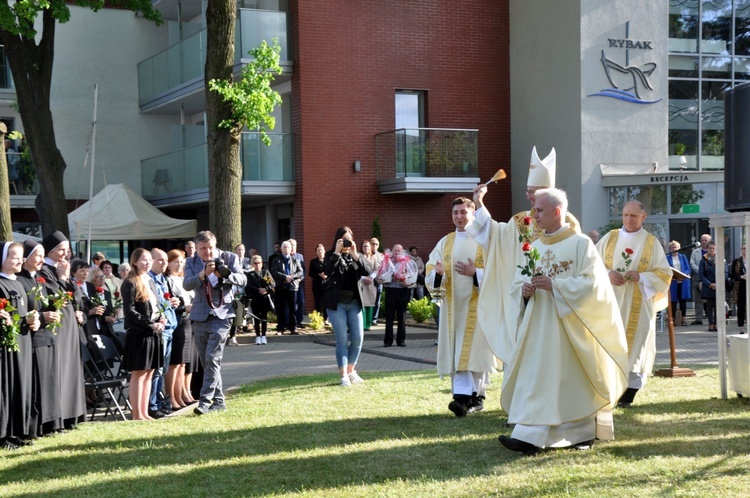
[271,241,303,334]
[183,231,247,415]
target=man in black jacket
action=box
[271,241,303,334]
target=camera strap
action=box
[204,280,221,310]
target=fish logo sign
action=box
[589,21,662,105]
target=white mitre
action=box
[527,146,556,187]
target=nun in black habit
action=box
[37,231,86,430]
[17,239,62,438]
[0,241,39,450]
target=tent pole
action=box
[86,84,98,262]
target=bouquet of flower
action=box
[375,250,393,284]
[262,274,275,291]
[111,291,123,315]
[517,216,541,277]
[156,292,172,320]
[615,248,634,273]
[90,287,106,307]
[28,276,49,307]
[0,298,22,351]
[45,288,74,333]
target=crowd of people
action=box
[16,145,741,457]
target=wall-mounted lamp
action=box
[353,160,361,172]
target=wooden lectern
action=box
[655,267,696,378]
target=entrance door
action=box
[670,218,709,247]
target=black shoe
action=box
[572,439,594,451]
[498,435,540,456]
[1,439,19,451]
[397,343,406,347]
[290,330,300,335]
[384,343,392,348]
[691,320,703,325]
[617,387,638,408]
[448,394,472,417]
[193,404,210,416]
[467,394,485,413]
[147,409,166,419]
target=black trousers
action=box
[276,287,297,332]
[384,287,411,346]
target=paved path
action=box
[221,308,730,391]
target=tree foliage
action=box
[208,38,282,145]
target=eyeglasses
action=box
[526,189,538,196]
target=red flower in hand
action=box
[67,292,74,298]
[0,298,7,310]
[96,287,105,293]
[522,242,531,252]
[523,216,532,226]
[164,292,171,300]
[114,291,120,298]
[625,248,634,255]
[36,276,46,284]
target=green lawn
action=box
[2,366,749,497]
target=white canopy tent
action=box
[68,183,197,241]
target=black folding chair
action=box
[80,346,130,421]
[89,334,131,403]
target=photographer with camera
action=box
[271,241,303,334]
[183,231,246,415]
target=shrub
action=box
[308,310,325,330]
[407,297,435,323]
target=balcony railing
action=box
[141,132,294,198]
[375,128,479,193]
[137,9,290,104]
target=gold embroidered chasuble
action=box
[503,225,628,441]
[465,207,580,364]
[596,228,672,373]
[425,231,496,376]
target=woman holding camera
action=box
[121,248,165,420]
[321,227,370,387]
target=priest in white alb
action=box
[425,197,497,417]
[498,188,628,456]
[596,200,672,408]
[467,147,580,364]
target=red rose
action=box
[164,292,171,299]
[76,280,83,287]
[96,287,105,293]
[625,248,634,255]
[522,242,531,252]
[0,298,7,309]
[36,276,46,284]
[67,292,74,298]
[114,291,120,298]
[523,216,532,226]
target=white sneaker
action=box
[340,375,352,387]
[348,371,364,384]
[261,336,267,345]
[255,336,262,345]
[228,337,239,346]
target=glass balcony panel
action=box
[733,57,750,79]
[376,129,479,180]
[668,1,699,53]
[701,56,731,78]
[142,133,293,198]
[669,55,699,77]
[139,10,288,104]
[735,0,750,55]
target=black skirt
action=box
[122,329,163,371]
[169,316,193,365]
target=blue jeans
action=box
[327,301,364,369]
[149,328,173,411]
[193,316,230,407]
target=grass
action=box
[2,366,750,497]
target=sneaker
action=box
[193,404,210,415]
[261,336,267,345]
[340,375,352,387]
[209,403,227,412]
[148,409,167,419]
[228,337,239,347]
[371,320,378,326]
[255,336,262,345]
[348,371,364,384]
[467,395,485,413]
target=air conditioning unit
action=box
[728,334,750,397]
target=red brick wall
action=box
[289,0,510,307]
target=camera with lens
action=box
[212,257,231,278]
[342,239,353,248]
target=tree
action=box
[0,1,161,237]
[205,0,282,250]
[0,122,12,241]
